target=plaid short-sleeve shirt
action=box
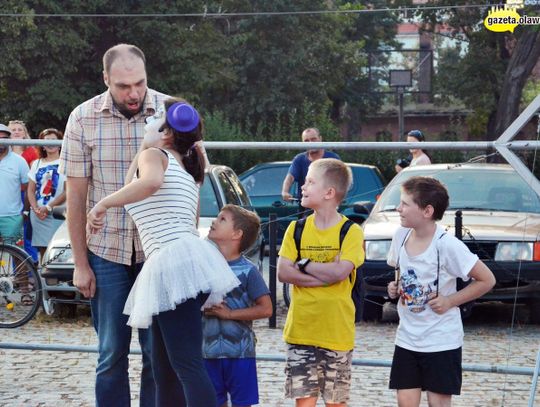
[59,88,169,265]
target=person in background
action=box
[395,130,431,174]
[8,120,39,166]
[59,43,169,407]
[8,120,39,263]
[0,123,29,243]
[27,128,66,260]
[281,128,340,205]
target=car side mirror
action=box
[353,201,374,215]
[52,206,66,220]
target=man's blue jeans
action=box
[88,252,155,407]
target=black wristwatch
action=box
[297,258,311,274]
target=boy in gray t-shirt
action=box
[203,204,272,407]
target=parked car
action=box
[40,165,264,312]
[357,163,540,322]
[239,161,386,243]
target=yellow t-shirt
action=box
[279,214,365,351]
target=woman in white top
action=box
[408,130,431,166]
[27,128,66,259]
[395,130,432,173]
[87,98,239,406]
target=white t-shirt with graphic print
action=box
[387,225,478,352]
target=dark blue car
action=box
[239,161,386,243]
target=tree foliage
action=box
[0,0,398,142]
[418,0,540,140]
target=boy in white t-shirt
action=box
[387,176,495,407]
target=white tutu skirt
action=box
[123,235,240,329]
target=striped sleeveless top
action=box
[125,149,199,259]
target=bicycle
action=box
[0,236,87,328]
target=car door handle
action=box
[272,201,285,208]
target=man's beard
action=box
[116,102,143,119]
[113,91,147,119]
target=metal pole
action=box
[5,138,540,151]
[528,348,540,407]
[455,210,463,240]
[398,88,405,141]
[0,342,536,376]
[268,213,277,328]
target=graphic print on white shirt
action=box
[400,268,437,313]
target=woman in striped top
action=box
[87,98,239,407]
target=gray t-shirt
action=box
[202,256,270,359]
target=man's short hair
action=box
[102,44,146,74]
[310,158,352,202]
[221,204,261,252]
[302,127,321,139]
[401,176,449,221]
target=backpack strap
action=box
[293,218,307,262]
[339,219,355,247]
[293,218,355,262]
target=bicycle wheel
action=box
[0,243,42,328]
[283,282,291,308]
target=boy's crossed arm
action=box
[204,295,273,321]
[277,256,354,287]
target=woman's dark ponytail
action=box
[164,98,206,184]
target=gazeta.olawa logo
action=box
[484,4,540,32]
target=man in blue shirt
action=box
[0,123,29,244]
[281,128,340,211]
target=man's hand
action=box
[427,293,453,314]
[73,263,96,299]
[204,303,232,320]
[282,191,293,201]
[387,281,399,299]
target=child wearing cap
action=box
[87,98,239,406]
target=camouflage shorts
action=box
[284,344,353,403]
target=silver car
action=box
[358,163,540,322]
[40,165,263,316]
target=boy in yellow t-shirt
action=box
[278,158,365,406]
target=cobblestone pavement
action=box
[1,290,540,406]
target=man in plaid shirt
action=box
[59,44,168,407]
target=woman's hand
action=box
[35,206,48,220]
[87,201,108,234]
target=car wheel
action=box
[361,296,384,322]
[55,303,78,319]
[528,299,540,324]
[459,302,474,320]
[283,283,291,308]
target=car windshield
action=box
[377,168,540,214]
[241,166,289,196]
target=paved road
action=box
[1,284,540,406]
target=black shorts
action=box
[389,345,462,395]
